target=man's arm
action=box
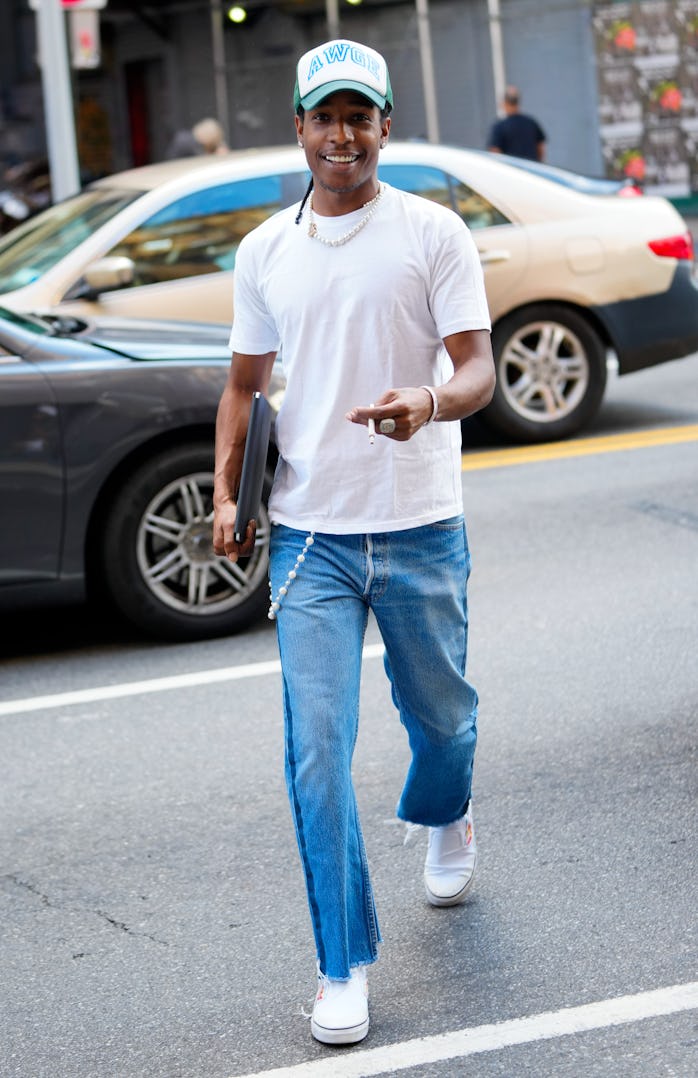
[487,119,504,154]
[535,119,546,162]
[437,328,496,419]
[346,328,495,440]
[213,350,276,562]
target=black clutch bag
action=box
[234,391,273,543]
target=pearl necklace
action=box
[307,185,383,247]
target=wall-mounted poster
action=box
[593,0,698,194]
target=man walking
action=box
[488,85,546,161]
[214,38,494,1046]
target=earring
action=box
[298,140,303,148]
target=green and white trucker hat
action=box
[294,39,393,112]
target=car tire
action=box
[482,305,608,443]
[97,442,271,641]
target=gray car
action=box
[0,307,282,640]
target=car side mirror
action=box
[68,256,135,299]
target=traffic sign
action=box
[70,9,100,68]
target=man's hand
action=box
[346,387,434,441]
[213,498,257,562]
[213,350,276,563]
[345,329,495,440]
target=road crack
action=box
[631,500,698,533]
[3,873,168,946]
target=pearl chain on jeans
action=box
[307,185,383,247]
[268,531,315,620]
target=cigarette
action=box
[368,404,375,446]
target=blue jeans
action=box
[269,517,478,980]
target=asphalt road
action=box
[1,355,697,1077]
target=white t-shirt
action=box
[229,183,491,534]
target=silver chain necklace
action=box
[307,185,383,247]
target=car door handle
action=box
[477,249,511,264]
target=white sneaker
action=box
[311,965,369,1045]
[424,804,477,907]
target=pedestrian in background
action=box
[213,38,494,1047]
[191,117,228,155]
[488,85,546,161]
[165,117,228,160]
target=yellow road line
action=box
[462,424,698,471]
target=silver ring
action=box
[379,418,396,435]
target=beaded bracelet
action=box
[420,385,439,424]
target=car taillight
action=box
[648,232,694,261]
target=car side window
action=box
[106,172,309,287]
[378,163,510,230]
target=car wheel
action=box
[98,443,271,641]
[482,305,608,442]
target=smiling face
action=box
[295,90,391,215]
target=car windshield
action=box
[0,187,141,293]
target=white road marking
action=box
[232,981,698,1078]
[0,643,386,717]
